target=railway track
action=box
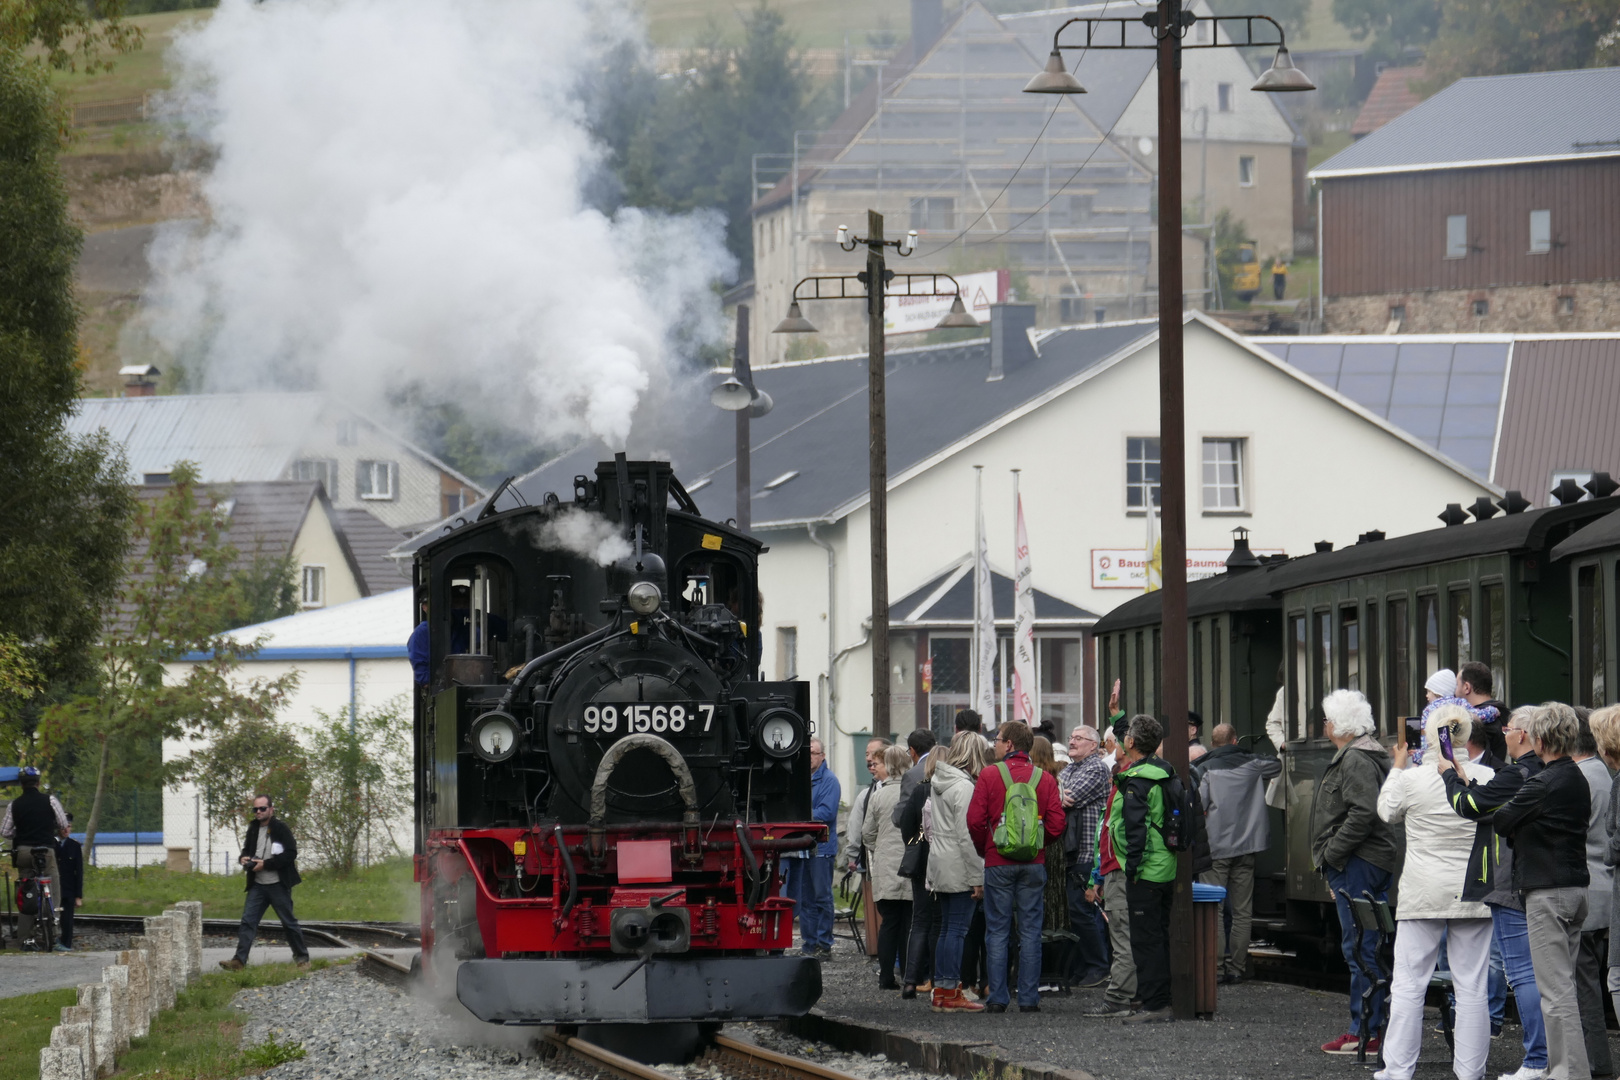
[67,913,419,950]
[540,1031,869,1080]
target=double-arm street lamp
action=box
[774,209,978,739]
[1023,0,1312,1019]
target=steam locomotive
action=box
[411,456,823,1032]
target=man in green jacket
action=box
[1108,714,1178,1024]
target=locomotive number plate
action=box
[581,702,716,736]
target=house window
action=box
[293,458,336,493]
[909,196,956,232]
[1201,438,1246,511]
[142,472,172,486]
[1552,470,1594,501]
[1558,295,1576,315]
[301,565,326,608]
[1238,156,1256,187]
[777,627,798,680]
[1529,209,1551,254]
[1389,304,1406,324]
[335,419,360,446]
[1217,83,1232,112]
[1446,214,1468,258]
[1070,194,1093,223]
[1472,298,1489,317]
[357,460,397,500]
[1126,436,1161,511]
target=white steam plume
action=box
[503,508,631,566]
[141,0,734,450]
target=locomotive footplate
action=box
[456,955,822,1024]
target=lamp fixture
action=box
[935,295,980,329]
[710,376,753,411]
[1023,50,1087,94]
[1250,45,1315,91]
[773,301,818,333]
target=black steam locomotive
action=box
[411,456,823,1032]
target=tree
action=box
[0,0,139,73]
[39,462,299,852]
[299,699,410,874]
[1208,0,1311,39]
[182,713,311,849]
[0,46,137,717]
[1421,0,1620,89]
[1331,0,1441,62]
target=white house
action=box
[161,588,415,873]
[443,310,1496,797]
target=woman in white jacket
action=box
[864,744,915,989]
[1375,704,1496,1080]
[926,731,988,1012]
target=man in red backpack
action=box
[967,721,1066,1012]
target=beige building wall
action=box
[291,502,364,609]
[289,407,467,531]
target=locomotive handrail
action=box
[734,820,764,906]
[551,824,578,925]
[496,619,623,711]
[587,734,701,863]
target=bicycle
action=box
[12,846,58,953]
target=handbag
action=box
[897,833,929,880]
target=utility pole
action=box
[865,210,891,738]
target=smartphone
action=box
[1403,716,1423,748]
[1438,725,1454,761]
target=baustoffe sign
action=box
[884,269,1008,337]
[1091,547,1285,589]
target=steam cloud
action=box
[140,0,735,450]
[504,507,632,566]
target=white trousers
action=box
[1382,917,1493,1080]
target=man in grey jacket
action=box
[1195,724,1281,984]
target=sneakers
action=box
[983,1003,1007,1013]
[1321,1033,1364,1055]
[1084,1000,1137,1018]
[931,987,985,1013]
[1019,1004,1041,1013]
[1076,972,1109,989]
[1497,1069,1548,1080]
[52,943,72,953]
[1122,1006,1175,1024]
[219,958,245,971]
[295,960,310,971]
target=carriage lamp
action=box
[755,709,802,758]
[627,580,662,615]
[469,710,521,763]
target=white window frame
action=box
[292,458,337,493]
[1238,156,1257,187]
[357,460,397,501]
[1125,435,1161,514]
[301,565,327,608]
[1446,214,1469,259]
[1529,209,1551,254]
[1201,437,1249,514]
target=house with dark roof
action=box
[748,0,1304,363]
[1311,67,1620,334]
[402,308,1495,786]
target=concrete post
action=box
[140,921,176,1011]
[57,1006,94,1077]
[117,949,153,1035]
[172,902,204,981]
[49,1023,93,1080]
[78,984,114,1077]
[40,1045,86,1080]
[101,965,131,1054]
[159,911,190,989]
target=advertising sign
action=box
[884,269,1007,337]
[1091,547,1285,589]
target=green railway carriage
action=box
[1092,490,1620,948]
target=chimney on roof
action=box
[910,0,944,56]
[1225,526,1261,572]
[120,364,161,397]
[988,303,1037,382]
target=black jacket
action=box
[239,818,302,891]
[55,835,84,901]
[1493,755,1590,892]
[896,781,930,882]
[1443,751,1542,904]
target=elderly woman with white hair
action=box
[1310,689,1399,1057]
[1373,704,1496,1080]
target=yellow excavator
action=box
[1229,240,1261,302]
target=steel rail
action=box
[708,1034,866,1080]
[543,1033,678,1080]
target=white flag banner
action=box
[974,500,997,722]
[1012,493,1037,724]
[1144,507,1162,594]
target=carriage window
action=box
[1340,607,1360,693]
[1315,611,1332,715]
[1192,621,1204,718]
[1365,603,1382,733]
[1389,598,1410,718]
[1578,565,1605,708]
[1100,636,1113,722]
[1450,587,1472,667]
[1151,628,1162,717]
[1211,618,1223,726]
[1288,614,1307,740]
[1481,583,1506,699]
[1419,594,1441,691]
[1134,631,1145,718]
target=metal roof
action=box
[1312,67,1620,178]
[892,556,1097,625]
[71,393,323,483]
[1493,338,1620,506]
[223,586,413,649]
[1552,506,1620,561]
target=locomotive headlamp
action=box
[755,708,803,759]
[469,710,521,763]
[627,580,662,615]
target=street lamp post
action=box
[1024,0,1311,1019]
[773,210,979,738]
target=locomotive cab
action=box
[413,456,822,1032]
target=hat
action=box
[1425,670,1457,698]
[1187,710,1203,731]
[20,765,40,778]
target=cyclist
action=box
[1,766,71,951]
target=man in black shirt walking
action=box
[221,794,310,970]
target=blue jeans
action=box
[1325,855,1392,1036]
[933,891,978,989]
[984,862,1046,1007]
[1493,905,1548,1069]
[235,881,309,963]
[1066,860,1110,982]
[784,856,834,951]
